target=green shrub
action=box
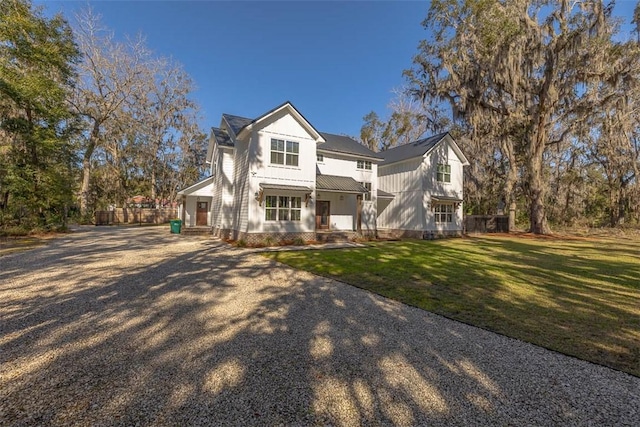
[264,236,275,246]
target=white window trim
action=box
[434,203,454,223]
[264,195,302,222]
[357,160,372,170]
[270,138,299,167]
[437,163,451,183]
[361,182,372,201]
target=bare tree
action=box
[69,8,149,217]
[360,86,448,152]
[132,57,200,206]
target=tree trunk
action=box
[528,127,550,234]
[509,202,516,232]
[150,165,157,208]
[80,121,100,217]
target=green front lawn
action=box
[266,235,640,376]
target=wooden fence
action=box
[94,208,178,226]
[464,215,510,233]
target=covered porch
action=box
[177,176,214,230]
[315,174,370,234]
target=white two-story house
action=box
[178,102,468,241]
[178,102,383,243]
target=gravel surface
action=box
[1,226,638,426]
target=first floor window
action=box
[265,196,278,221]
[437,164,451,183]
[434,203,453,223]
[265,195,301,221]
[361,182,372,201]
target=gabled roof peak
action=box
[379,131,468,166]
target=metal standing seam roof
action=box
[377,189,395,199]
[259,183,312,192]
[431,195,463,202]
[378,132,449,165]
[316,175,369,194]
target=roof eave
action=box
[316,148,382,162]
[237,102,326,143]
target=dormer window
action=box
[317,154,324,162]
[357,160,372,170]
[271,139,299,166]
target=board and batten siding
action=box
[377,157,424,230]
[422,142,464,232]
[377,140,465,234]
[248,114,317,233]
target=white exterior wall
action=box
[183,196,212,227]
[248,113,318,233]
[377,158,424,230]
[231,137,250,234]
[211,147,235,230]
[422,141,464,232]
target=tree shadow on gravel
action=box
[1,228,638,426]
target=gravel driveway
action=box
[1,226,638,426]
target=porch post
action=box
[356,194,362,233]
[181,196,186,223]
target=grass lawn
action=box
[266,235,640,377]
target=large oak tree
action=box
[405,0,630,233]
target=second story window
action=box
[357,160,372,170]
[437,164,451,183]
[271,139,299,166]
[361,182,372,201]
[317,153,324,162]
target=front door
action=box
[316,201,330,230]
[196,201,208,226]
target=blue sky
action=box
[40,0,638,139]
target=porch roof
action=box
[178,176,214,196]
[431,195,463,203]
[377,189,395,199]
[316,174,368,194]
[259,182,312,192]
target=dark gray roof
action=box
[220,104,380,161]
[212,127,233,147]
[221,101,323,139]
[379,132,449,165]
[318,132,381,159]
[316,174,368,193]
[222,114,253,135]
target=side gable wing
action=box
[424,133,469,166]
